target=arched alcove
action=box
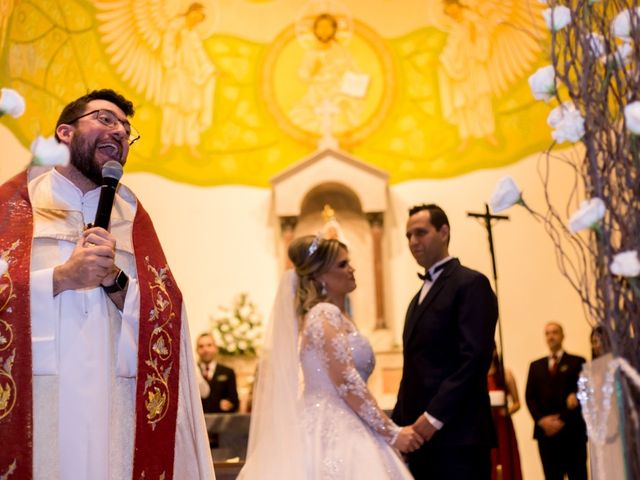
[271,148,393,339]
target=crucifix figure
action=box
[468,202,513,473]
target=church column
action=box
[279,216,298,270]
[366,212,387,329]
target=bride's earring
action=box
[320,281,327,296]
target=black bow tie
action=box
[418,262,448,282]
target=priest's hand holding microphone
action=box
[52,160,129,309]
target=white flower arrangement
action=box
[624,101,640,135]
[543,6,571,32]
[612,8,640,40]
[610,250,640,278]
[547,102,585,143]
[568,198,606,234]
[528,65,557,102]
[210,293,263,356]
[515,1,640,469]
[586,33,606,59]
[0,88,25,118]
[30,135,70,166]
[489,176,523,213]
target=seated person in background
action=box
[196,332,240,413]
[488,348,523,480]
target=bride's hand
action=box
[393,426,424,453]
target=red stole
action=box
[0,170,183,479]
[0,171,34,480]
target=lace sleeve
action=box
[302,304,401,444]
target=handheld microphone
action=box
[93,160,123,230]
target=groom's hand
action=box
[412,414,438,441]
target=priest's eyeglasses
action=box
[68,109,141,146]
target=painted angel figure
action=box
[427,0,545,150]
[96,1,217,157]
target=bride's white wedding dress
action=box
[299,302,413,479]
[238,271,412,480]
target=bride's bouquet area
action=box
[210,293,263,357]
[490,1,640,477]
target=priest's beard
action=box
[69,134,106,187]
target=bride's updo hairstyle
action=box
[288,235,345,318]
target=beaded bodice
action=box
[299,302,399,442]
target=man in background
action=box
[525,322,587,480]
[393,203,498,479]
[197,332,240,413]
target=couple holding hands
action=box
[240,204,498,480]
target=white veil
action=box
[238,270,306,479]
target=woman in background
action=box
[488,348,523,480]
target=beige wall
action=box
[0,124,591,479]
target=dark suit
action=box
[201,363,240,414]
[525,352,587,480]
[392,258,498,479]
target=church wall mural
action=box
[1,0,550,185]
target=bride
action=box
[239,235,421,479]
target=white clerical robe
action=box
[28,168,214,480]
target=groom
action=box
[392,204,498,479]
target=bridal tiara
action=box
[308,233,322,256]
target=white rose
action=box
[614,41,633,66]
[624,101,640,134]
[224,333,234,343]
[232,326,244,338]
[568,198,606,233]
[227,342,237,352]
[239,306,252,318]
[604,41,634,68]
[30,136,70,166]
[610,250,640,277]
[528,65,556,101]
[230,316,240,327]
[0,88,26,118]
[490,176,522,213]
[238,340,248,351]
[612,8,640,39]
[219,323,230,333]
[0,258,7,277]
[547,102,585,143]
[586,33,606,58]
[543,6,571,31]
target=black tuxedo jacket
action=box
[525,352,586,440]
[392,258,498,447]
[201,363,240,414]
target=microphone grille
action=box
[102,160,123,181]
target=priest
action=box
[0,89,214,479]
